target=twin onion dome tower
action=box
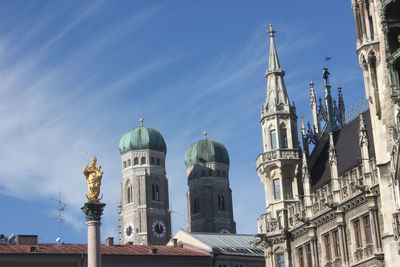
[118,120,236,245]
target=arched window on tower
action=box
[193,196,200,214]
[123,161,127,169]
[127,183,132,203]
[127,159,131,166]
[280,125,288,148]
[134,157,139,165]
[150,157,155,164]
[218,194,225,211]
[152,183,160,201]
[270,129,277,149]
[141,157,146,165]
[157,158,161,165]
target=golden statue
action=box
[84,157,103,202]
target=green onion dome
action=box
[184,139,229,167]
[119,126,167,155]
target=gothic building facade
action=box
[255,1,400,267]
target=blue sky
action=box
[0,1,365,244]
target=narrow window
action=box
[332,230,340,257]
[354,219,362,248]
[141,157,146,165]
[157,158,161,165]
[150,157,155,164]
[127,184,132,203]
[280,128,288,148]
[324,234,331,261]
[152,184,160,201]
[270,129,277,149]
[218,195,225,210]
[277,253,285,267]
[305,244,312,267]
[273,179,281,199]
[298,247,304,267]
[193,196,200,213]
[208,170,213,176]
[123,161,127,168]
[134,157,138,165]
[128,159,131,166]
[363,215,372,244]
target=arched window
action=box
[273,179,281,199]
[193,196,200,213]
[127,159,131,166]
[270,129,277,149]
[208,170,213,176]
[157,158,161,165]
[123,161,127,168]
[134,157,139,165]
[152,183,160,201]
[127,184,132,203]
[280,125,288,148]
[150,157,155,164]
[218,194,225,211]
[141,157,146,165]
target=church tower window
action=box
[201,170,206,177]
[218,194,225,210]
[280,127,288,148]
[152,184,160,201]
[141,157,146,165]
[208,170,213,176]
[150,157,155,164]
[270,129,277,149]
[217,170,220,177]
[273,179,281,199]
[123,161,127,168]
[127,159,131,166]
[127,184,132,203]
[156,158,161,165]
[193,196,200,213]
[134,157,138,165]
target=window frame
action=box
[323,234,332,261]
[297,247,304,267]
[270,129,277,150]
[305,243,312,267]
[363,215,372,244]
[280,127,288,148]
[332,230,340,257]
[353,219,363,248]
[273,179,281,199]
[277,253,285,267]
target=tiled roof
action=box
[310,110,375,191]
[0,243,209,257]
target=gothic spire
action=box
[264,24,290,114]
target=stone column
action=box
[82,202,106,267]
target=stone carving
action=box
[81,202,106,222]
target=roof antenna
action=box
[51,192,66,244]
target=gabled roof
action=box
[310,110,374,191]
[170,229,263,257]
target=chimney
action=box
[106,237,114,246]
[171,238,178,247]
[17,235,38,245]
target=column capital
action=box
[81,202,106,222]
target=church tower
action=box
[256,25,301,266]
[185,133,236,234]
[118,119,171,245]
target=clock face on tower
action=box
[151,220,166,238]
[124,222,134,239]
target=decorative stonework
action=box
[81,202,106,222]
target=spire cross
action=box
[267,24,276,38]
[140,118,144,127]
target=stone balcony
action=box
[256,149,300,171]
